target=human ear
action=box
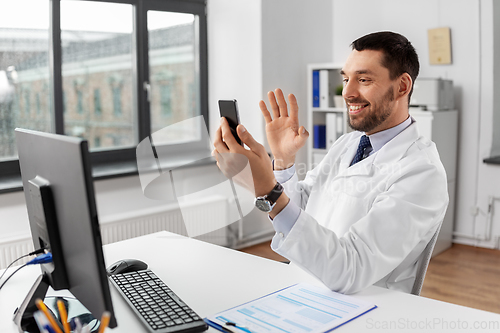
[398,73,412,99]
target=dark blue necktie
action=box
[351,135,372,166]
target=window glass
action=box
[94,89,102,116]
[0,0,50,161]
[160,84,173,118]
[148,11,201,144]
[0,0,207,183]
[61,0,135,151]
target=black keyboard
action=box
[109,270,208,333]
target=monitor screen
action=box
[15,128,116,330]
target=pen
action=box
[217,324,235,333]
[44,324,57,333]
[97,311,111,333]
[225,321,253,333]
[73,317,83,333]
[57,299,71,333]
[33,311,50,333]
[35,299,64,333]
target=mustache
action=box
[345,98,370,105]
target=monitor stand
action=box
[13,273,51,333]
[13,273,99,333]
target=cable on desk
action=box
[0,252,53,292]
[0,248,46,283]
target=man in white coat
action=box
[213,31,448,294]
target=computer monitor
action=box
[13,128,117,332]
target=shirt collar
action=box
[365,115,412,154]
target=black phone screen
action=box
[218,99,242,145]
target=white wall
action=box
[332,0,500,248]
[207,0,269,243]
[491,0,500,157]
[474,0,500,248]
[207,0,263,144]
[261,0,333,178]
[206,0,334,240]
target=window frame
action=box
[0,0,209,193]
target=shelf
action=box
[307,63,345,170]
[308,63,344,71]
[311,107,346,113]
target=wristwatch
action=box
[254,182,284,213]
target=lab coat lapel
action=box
[371,120,420,167]
[336,119,420,178]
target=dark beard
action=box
[348,86,395,133]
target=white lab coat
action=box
[271,120,449,294]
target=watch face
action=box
[254,198,272,212]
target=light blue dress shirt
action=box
[271,116,413,236]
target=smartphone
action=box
[218,99,243,145]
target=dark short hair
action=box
[351,31,419,102]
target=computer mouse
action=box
[107,259,148,275]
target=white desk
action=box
[1,231,499,333]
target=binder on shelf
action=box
[320,70,330,109]
[326,113,337,149]
[312,70,320,107]
[313,124,326,149]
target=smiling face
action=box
[341,49,410,135]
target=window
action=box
[63,91,67,113]
[62,1,134,150]
[0,0,51,167]
[112,86,122,117]
[36,93,41,115]
[94,89,102,116]
[0,0,208,191]
[23,90,31,116]
[76,89,84,114]
[160,84,173,118]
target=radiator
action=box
[0,196,229,270]
[0,235,34,270]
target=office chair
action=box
[411,222,443,296]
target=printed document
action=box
[205,283,377,333]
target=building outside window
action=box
[94,88,101,116]
[36,93,41,114]
[160,83,172,119]
[23,90,31,116]
[112,86,122,117]
[76,89,84,114]
[0,0,208,188]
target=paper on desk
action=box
[205,283,377,333]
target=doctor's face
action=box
[341,50,400,135]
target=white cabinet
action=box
[411,109,458,256]
[306,63,350,169]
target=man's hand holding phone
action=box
[214,92,302,217]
